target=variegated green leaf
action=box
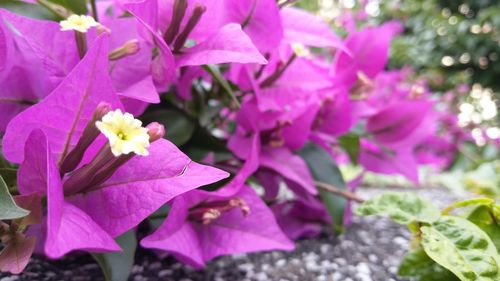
[421,216,500,281]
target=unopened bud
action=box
[164,0,188,44]
[146,122,166,142]
[60,103,112,175]
[108,40,140,60]
[78,121,163,192]
[63,144,116,195]
[173,4,206,52]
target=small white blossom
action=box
[60,15,99,33]
[291,43,311,58]
[96,109,150,157]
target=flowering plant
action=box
[0,0,480,280]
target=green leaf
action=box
[141,109,195,146]
[48,0,87,14]
[355,192,440,225]
[298,142,347,231]
[442,198,495,215]
[0,0,56,20]
[92,231,137,281]
[467,204,500,252]
[421,216,500,281]
[0,176,29,220]
[399,249,459,281]
[0,168,17,188]
[338,134,360,165]
[0,154,10,168]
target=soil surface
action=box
[0,187,462,281]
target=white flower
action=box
[60,15,99,33]
[291,43,311,58]
[96,109,150,157]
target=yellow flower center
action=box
[96,109,151,157]
[60,15,99,33]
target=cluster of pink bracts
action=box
[0,0,467,274]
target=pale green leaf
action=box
[421,216,500,281]
[142,109,195,146]
[0,176,29,220]
[467,204,500,252]
[399,249,459,281]
[92,231,137,281]
[355,192,440,225]
[298,143,347,231]
[442,198,495,215]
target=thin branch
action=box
[315,181,365,203]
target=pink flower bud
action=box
[173,4,206,51]
[108,39,141,61]
[60,102,112,175]
[146,122,166,142]
[123,39,140,55]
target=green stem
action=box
[315,181,365,203]
[202,65,241,108]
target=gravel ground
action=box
[0,187,462,281]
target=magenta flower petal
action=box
[125,0,176,86]
[366,100,432,144]
[19,130,120,259]
[359,139,419,184]
[68,139,230,237]
[260,147,317,195]
[0,10,79,93]
[281,7,344,49]
[177,23,267,67]
[106,18,160,103]
[2,35,122,164]
[141,186,294,268]
[222,0,283,52]
[314,88,352,136]
[332,21,402,88]
[0,67,38,133]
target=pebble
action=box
[275,259,286,267]
[0,277,19,281]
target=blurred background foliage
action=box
[296,0,499,198]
